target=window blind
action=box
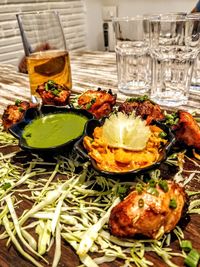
[0,0,87,66]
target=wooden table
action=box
[0,50,200,114]
[0,51,200,267]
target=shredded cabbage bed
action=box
[0,125,200,267]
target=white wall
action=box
[0,0,87,65]
[85,0,104,50]
[85,0,198,51]
[102,0,197,16]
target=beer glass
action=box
[17,11,72,102]
[149,13,200,107]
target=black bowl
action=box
[74,119,176,178]
[9,105,94,155]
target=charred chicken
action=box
[109,180,186,239]
[2,100,37,131]
[36,80,71,106]
[171,110,200,150]
[118,96,164,125]
[77,88,117,119]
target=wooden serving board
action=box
[0,50,200,267]
[0,143,199,267]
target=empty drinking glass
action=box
[113,16,151,95]
[191,54,200,90]
[149,13,200,107]
[190,13,200,91]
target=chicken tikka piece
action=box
[169,110,200,151]
[118,95,165,125]
[36,80,71,106]
[77,88,117,119]
[109,180,186,239]
[2,100,37,131]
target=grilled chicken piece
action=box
[172,110,200,150]
[109,181,186,239]
[36,80,71,106]
[2,100,37,131]
[119,97,164,125]
[77,88,117,119]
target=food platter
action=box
[0,127,200,267]
[0,88,200,267]
[0,50,200,267]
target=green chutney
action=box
[22,113,88,148]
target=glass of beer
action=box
[16,11,72,102]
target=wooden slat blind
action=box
[0,0,87,66]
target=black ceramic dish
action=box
[9,105,94,155]
[74,119,176,178]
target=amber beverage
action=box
[27,50,72,96]
[17,11,71,102]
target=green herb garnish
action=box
[181,240,193,252]
[45,80,61,96]
[136,183,144,194]
[91,98,96,104]
[148,179,157,188]
[180,240,200,267]
[85,103,92,110]
[158,180,169,192]
[45,83,49,91]
[159,131,167,139]
[47,80,55,86]
[184,249,200,267]
[52,89,60,96]
[165,112,179,126]
[127,95,149,103]
[85,98,96,110]
[169,198,177,209]
[15,99,22,106]
[18,107,24,112]
[45,80,56,90]
[117,184,130,199]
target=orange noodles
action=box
[83,125,167,173]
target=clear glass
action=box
[191,53,200,90]
[189,13,200,90]
[113,16,151,96]
[149,13,200,107]
[16,11,72,102]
